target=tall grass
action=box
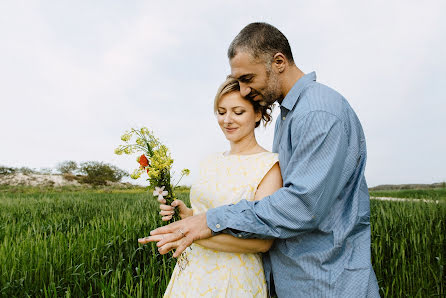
[0,190,189,297]
[371,200,445,296]
[0,189,444,297]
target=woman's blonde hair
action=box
[213,77,273,128]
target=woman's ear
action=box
[255,110,262,123]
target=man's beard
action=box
[259,70,281,106]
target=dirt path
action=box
[371,197,441,204]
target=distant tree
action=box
[79,161,128,185]
[18,167,38,175]
[0,166,17,175]
[57,161,78,174]
[39,168,53,175]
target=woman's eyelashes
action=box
[217,109,245,116]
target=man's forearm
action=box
[195,234,273,253]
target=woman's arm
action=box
[194,162,283,253]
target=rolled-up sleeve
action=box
[207,111,349,239]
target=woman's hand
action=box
[158,199,193,221]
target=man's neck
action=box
[280,65,305,100]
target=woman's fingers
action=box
[160,204,174,211]
[158,240,181,254]
[157,197,166,204]
[172,236,193,257]
[138,234,163,244]
[159,204,174,220]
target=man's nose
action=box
[239,84,251,97]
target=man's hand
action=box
[138,213,212,257]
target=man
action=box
[144,22,380,297]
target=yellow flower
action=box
[181,169,190,176]
[114,148,123,155]
[121,132,132,142]
[130,169,142,179]
[141,127,149,135]
[136,138,145,146]
[124,147,134,154]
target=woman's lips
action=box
[225,127,238,133]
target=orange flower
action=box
[139,154,149,168]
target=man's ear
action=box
[272,53,287,73]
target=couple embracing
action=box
[139,22,380,298]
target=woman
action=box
[148,77,282,297]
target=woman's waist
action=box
[188,243,263,262]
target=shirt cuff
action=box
[206,205,229,235]
[206,203,255,238]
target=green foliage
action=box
[56,160,78,174]
[79,161,128,185]
[0,166,16,175]
[17,167,38,175]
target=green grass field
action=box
[0,188,444,297]
[370,187,446,201]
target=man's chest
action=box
[273,117,294,175]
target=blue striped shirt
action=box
[207,72,380,297]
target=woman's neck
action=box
[228,134,262,155]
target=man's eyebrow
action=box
[232,74,254,81]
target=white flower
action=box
[153,186,168,202]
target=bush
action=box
[79,161,128,185]
[18,167,38,175]
[56,161,78,174]
[0,166,17,175]
[38,168,53,175]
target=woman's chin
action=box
[225,135,239,143]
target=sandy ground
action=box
[0,173,82,187]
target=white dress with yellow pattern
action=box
[164,151,279,298]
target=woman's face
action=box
[216,91,261,143]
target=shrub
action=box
[38,168,53,175]
[56,161,78,174]
[0,166,17,175]
[79,161,128,185]
[18,167,38,175]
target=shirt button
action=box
[238,234,242,238]
[282,116,286,120]
[216,224,221,229]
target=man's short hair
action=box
[228,22,294,65]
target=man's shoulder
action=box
[296,81,350,120]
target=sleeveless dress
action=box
[163,151,279,298]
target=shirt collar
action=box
[280,71,317,111]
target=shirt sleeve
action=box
[206,111,350,239]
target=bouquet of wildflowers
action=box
[115,127,189,222]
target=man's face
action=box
[230,51,282,105]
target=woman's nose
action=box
[224,113,233,123]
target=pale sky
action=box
[1,1,445,187]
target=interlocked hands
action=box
[138,197,212,257]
